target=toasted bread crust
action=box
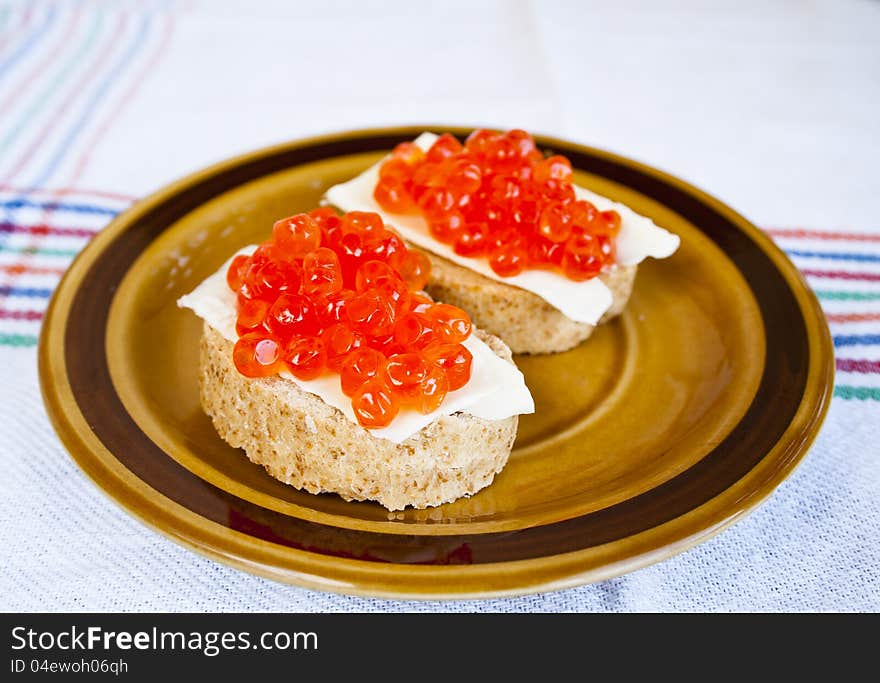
[199,324,518,511]
[419,250,637,354]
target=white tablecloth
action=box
[1,0,878,612]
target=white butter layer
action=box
[178,247,534,445]
[324,132,680,325]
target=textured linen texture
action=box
[0,0,878,612]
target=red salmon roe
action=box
[233,333,283,378]
[226,209,474,428]
[399,364,449,414]
[373,129,621,280]
[351,378,399,429]
[423,343,473,392]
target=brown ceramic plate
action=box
[39,126,833,598]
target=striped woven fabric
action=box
[0,0,169,344]
[765,229,880,401]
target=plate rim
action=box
[38,125,834,599]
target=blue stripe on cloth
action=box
[786,249,880,263]
[0,197,119,216]
[0,5,58,83]
[0,286,52,298]
[25,10,154,189]
[834,334,880,347]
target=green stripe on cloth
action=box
[816,290,880,301]
[834,385,880,401]
[0,333,38,347]
[0,244,78,257]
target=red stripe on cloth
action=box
[0,222,97,238]
[0,264,66,276]
[801,269,880,282]
[837,358,880,374]
[767,228,880,242]
[826,313,880,323]
[0,309,42,321]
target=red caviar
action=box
[373,129,621,281]
[227,209,473,429]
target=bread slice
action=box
[199,323,518,511]
[417,248,638,355]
